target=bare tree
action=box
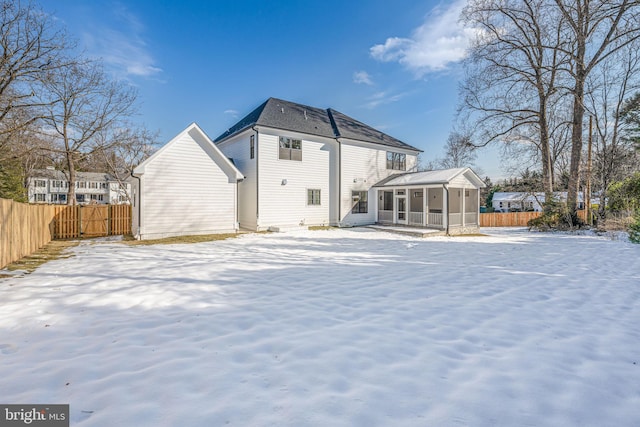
[554,0,640,219]
[461,0,570,202]
[0,0,70,143]
[438,131,478,169]
[585,45,640,216]
[38,59,138,204]
[94,124,157,202]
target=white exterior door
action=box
[396,193,407,225]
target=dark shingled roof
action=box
[214,97,421,152]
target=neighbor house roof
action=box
[492,192,584,202]
[214,97,421,152]
[374,167,486,188]
[31,169,117,182]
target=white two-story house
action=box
[131,98,485,239]
[214,97,422,231]
[28,167,131,205]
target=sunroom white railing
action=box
[409,212,424,225]
[428,212,443,226]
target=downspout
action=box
[235,179,239,232]
[337,138,341,226]
[130,170,142,239]
[443,184,449,235]
[252,126,260,230]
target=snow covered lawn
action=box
[1,228,639,426]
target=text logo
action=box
[0,405,69,427]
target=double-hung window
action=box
[279,137,302,161]
[250,135,255,159]
[386,151,406,170]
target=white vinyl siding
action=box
[140,129,237,239]
[257,131,334,229]
[218,132,257,231]
[340,141,417,226]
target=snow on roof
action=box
[374,167,485,188]
[492,192,584,202]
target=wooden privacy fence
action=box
[0,198,131,269]
[480,210,588,227]
[1,199,62,269]
[53,204,131,239]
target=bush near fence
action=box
[480,210,588,227]
[0,198,131,269]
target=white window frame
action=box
[386,152,406,171]
[307,189,321,206]
[351,191,368,214]
[279,137,302,161]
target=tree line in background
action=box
[0,0,156,204]
[451,0,640,228]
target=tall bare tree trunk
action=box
[567,69,585,219]
[66,150,76,205]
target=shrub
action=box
[608,172,640,212]
[629,210,640,244]
[528,197,584,231]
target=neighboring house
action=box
[132,97,486,239]
[130,123,244,240]
[28,167,131,205]
[492,192,584,212]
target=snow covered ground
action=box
[1,227,639,426]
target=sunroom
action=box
[373,167,486,235]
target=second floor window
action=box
[35,180,46,187]
[386,151,406,170]
[250,135,255,159]
[279,137,302,161]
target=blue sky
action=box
[44,0,503,179]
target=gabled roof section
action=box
[134,123,244,182]
[214,97,421,152]
[374,167,486,188]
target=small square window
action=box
[307,189,321,205]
